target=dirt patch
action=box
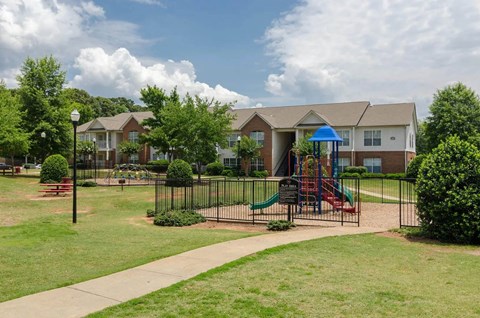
[138,217,321,233]
[28,195,72,201]
[377,232,480,256]
[189,220,270,232]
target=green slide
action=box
[250,192,279,210]
[341,185,355,206]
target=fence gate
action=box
[399,179,419,227]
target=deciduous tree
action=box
[424,83,480,152]
[0,83,30,168]
[232,135,261,177]
[17,56,71,160]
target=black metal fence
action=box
[399,178,419,227]
[155,177,361,226]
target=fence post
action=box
[191,180,194,210]
[340,178,344,226]
[208,180,212,207]
[381,178,384,204]
[155,179,158,213]
[252,180,255,225]
[242,180,246,203]
[399,179,402,228]
[216,180,220,222]
[170,184,174,210]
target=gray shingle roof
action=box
[230,101,371,130]
[77,111,153,132]
[357,103,416,127]
[77,102,416,133]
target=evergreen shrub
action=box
[153,210,206,226]
[416,136,480,244]
[267,220,296,231]
[146,159,169,173]
[344,166,368,175]
[206,162,224,176]
[40,154,69,183]
[406,154,426,179]
[166,159,193,187]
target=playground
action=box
[155,125,416,229]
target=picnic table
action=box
[39,183,73,196]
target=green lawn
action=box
[89,234,480,318]
[0,176,260,302]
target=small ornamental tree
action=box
[40,154,69,183]
[416,136,480,244]
[232,135,260,176]
[118,141,141,163]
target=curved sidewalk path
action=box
[0,226,386,318]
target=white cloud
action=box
[0,0,249,107]
[70,47,250,106]
[129,0,165,7]
[263,0,480,116]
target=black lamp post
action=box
[92,137,97,183]
[71,109,80,224]
[237,135,241,179]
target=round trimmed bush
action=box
[416,136,480,244]
[40,154,69,183]
[205,162,224,176]
[146,159,169,173]
[344,166,367,175]
[406,154,426,179]
[166,159,193,187]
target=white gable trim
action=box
[238,112,274,130]
[294,110,331,128]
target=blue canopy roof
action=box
[308,125,343,142]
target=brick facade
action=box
[354,151,413,173]
[122,118,150,164]
[240,115,273,175]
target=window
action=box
[338,158,351,173]
[128,131,139,143]
[223,158,240,168]
[364,130,381,146]
[129,153,139,164]
[338,130,350,146]
[250,158,265,171]
[227,133,240,148]
[250,131,264,147]
[363,158,382,173]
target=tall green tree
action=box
[232,135,261,177]
[61,88,96,124]
[109,97,144,113]
[424,82,480,152]
[0,83,30,167]
[415,120,428,155]
[177,95,234,181]
[140,86,181,159]
[17,56,71,160]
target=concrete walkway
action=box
[0,226,386,318]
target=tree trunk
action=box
[196,162,202,183]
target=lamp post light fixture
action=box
[71,109,80,224]
[92,137,97,183]
[40,131,46,163]
[237,135,241,179]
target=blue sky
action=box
[2,0,480,117]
